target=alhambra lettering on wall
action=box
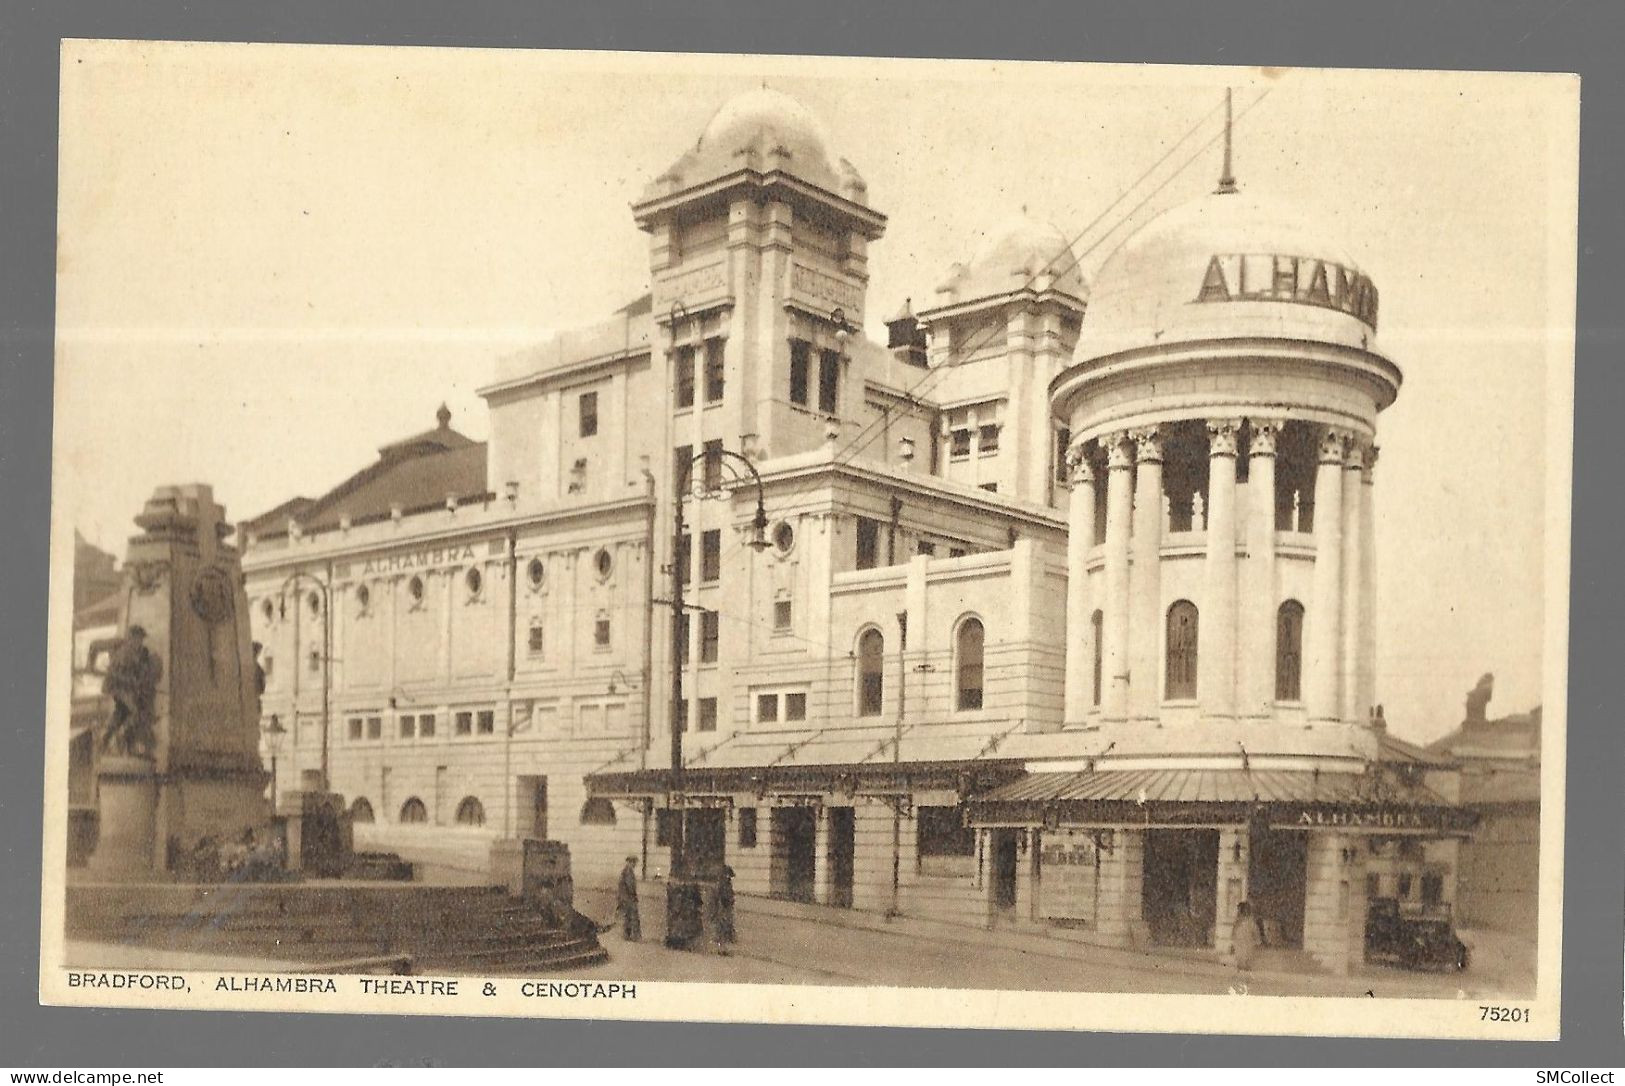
[790,263,862,313]
[1196,253,1380,330]
[359,543,481,576]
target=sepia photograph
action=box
[39,41,1576,1039]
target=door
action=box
[827,806,855,908]
[1143,829,1220,946]
[772,807,818,903]
[686,808,727,876]
[1248,825,1308,948]
[992,829,1020,911]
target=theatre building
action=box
[241,87,1472,974]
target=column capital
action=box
[1130,426,1164,464]
[1066,444,1096,485]
[1206,418,1243,458]
[1104,431,1135,470]
[1247,417,1286,457]
[1343,435,1375,473]
[1362,444,1379,484]
[1317,426,1352,465]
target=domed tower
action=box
[633,87,886,460]
[920,213,1087,504]
[1051,165,1399,747]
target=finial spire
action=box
[1216,87,1238,195]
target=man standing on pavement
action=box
[709,865,736,956]
[615,855,641,942]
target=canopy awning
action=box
[968,767,1476,835]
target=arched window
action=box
[350,797,375,824]
[1165,600,1199,699]
[1091,609,1105,707]
[857,628,884,716]
[1276,600,1305,701]
[398,797,428,824]
[455,796,485,827]
[956,617,985,711]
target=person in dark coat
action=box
[615,855,641,941]
[709,865,736,955]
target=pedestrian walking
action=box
[615,855,641,942]
[709,865,736,955]
[1231,900,1261,972]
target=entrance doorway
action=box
[685,809,727,876]
[771,806,818,903]
[991,829,1020,912]
[1247,824,1307,948]
[1142,829,1220,947]
[517,776,548,840]
[827,806,855,908]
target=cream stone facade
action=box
[240,87,1471,975]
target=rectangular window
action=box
[855,516,880,570]
[578,703,603,732]
[773,598,793,629]
[817,349,840,414]
[948,547,967,559]
[697,697,718,732]
[347,717,364,741]
[595,616,611,648]
[675,532,692,587]
[700,529,721,582]
[950,428,972,459]
[418,713,436,739]
[366,716,382,740]
[789,339,811,406]
[455,711,473,737]
[757,693,779,723]
[784,691,807,721]
[476,709,495,735]
[916,540,936,557]
[738,807,758,849]
[399,714,415,739]
[527,623,544,656]
[579,391,598,437]
[917,805,975,877]
[674,345,696,409]
[703,338,725,403]
[674,444,693,495]
[978,424,1001,455]
[702,439,723,491]
[699,610,719,663]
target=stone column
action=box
[1199,419,1241,722]
[1063,446,1097,724]
[1339,439,1369,723]
[812,805,830,905]
[1242,419,1282,718]
[1358,448,1379,721]
[1305,428,1348,724]
[1129,427,1164,721]
[1100,433,1134,723]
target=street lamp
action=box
[664,443,771,948]
[277,570,332,792]
[262,713,287,803]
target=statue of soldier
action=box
[101,624,162,757]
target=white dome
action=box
[647,87,861,199]
[939,214,1087,304]
[1080,189,1379,361]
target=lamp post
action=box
[664,443,771,948]
[277,570,331,792]
[262,714,287,804]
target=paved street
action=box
[570,880,1535,1000]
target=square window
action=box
[704,338,725,403]
[400,714,416,739]
[949,547,967,559]
[757,693,779,723]
[978,423,1001,455]
[528,624,544,655]
[698,697,718,732]
[789,340,811,406]
[950,428,972,459]
[700,529,721,582]
[674,345,695,409]
[916,540,936,557]
[347,717,363,741]
[774,598,792,629]
[476,709,495,735]
[700,610,719,663]
[738,807,758,849]
[418,713,436,739]
[366,716,382,740]
[595,616,611,648]
[784,692,807,721]
[455,711,473,737]
[579,391,598,437]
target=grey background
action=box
[2,0,1619,1067]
